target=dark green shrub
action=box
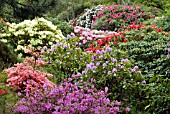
[74,4,91,18]
[0,41,18,70]
[43,17,74,37]
[134,0,164,10]
[57,22,74,37]
[56,10,74,22]
[56,4,91,22]
[93,0,115,6]
[0,18,9,34]
[164,3,170,16]
[144,75,170,113]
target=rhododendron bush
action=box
[76,5,102,28]
[4,58,54,92]
[42,40,92,83]
[14,79,130,114]
[118,25,170,78]
[71,47,148,109]
[0,17,65,57]
[92,4,155,31]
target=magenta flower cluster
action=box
[14,79,129,114]
[92,4,155,31]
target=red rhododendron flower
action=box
[116,38,120,41]
[0,90,4,95]
[119,32,123,35]
[86,48,93,52]
[137,24,142,29]
[157,28,162,32]
[123,39,127,43]
[86,48,97,53]
[5,89,8,94]
[90,44,95,47]
[132,24,137,29]
[113,42,118,45]
[97,40,105,46]
[92,49,96,53]
[121,36,125,39]
[97,48,102,51]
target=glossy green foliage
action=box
[119,26,170,78]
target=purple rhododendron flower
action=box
[106,46,112,52]
[142,80,146,84]
[168,48,170,53]
[112,68,117,73]
[103,63,107,67]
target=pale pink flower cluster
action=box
[71,26,116,45]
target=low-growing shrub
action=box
[143,75,170,113]
[134,0,165,10]
[72,47,170,113]
[14,79,129,114]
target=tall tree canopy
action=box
[0,0,58,22]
